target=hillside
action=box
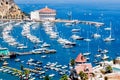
[0,0,26,19]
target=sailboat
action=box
[83,42,91,56]
[104,22,115,42]
[84,31,91,42]
[102,54,109,60]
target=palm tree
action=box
[70,59,75,68]
[44,75,50,80]
[104,76,108,80]
[60,74,68,80]
[79,71,88,80]
[24,69,30,80]
[105,65,112,73]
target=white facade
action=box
[39,13,56,20]
[30,11,40,20]
[30,6,56,21]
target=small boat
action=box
[71,34,84,40]
[98,48,102,52]
[17,46,27,49]
[95,54,101,57]
[93,59,98,63]
[49,74,55,77]
[32,49,42,54]
[3,61,9,66]
[84,38,91,42]
[65,42,76,46]
[104,37,115,42]
[83,52,91,56]
[15,58,20,62]
[45,49,56,54]
[41,55,47,58]
[101,49,108,54]
[104,27,111,31]
[28,58,34,62]
[63,45,73,48]
[92,33,101,38]
[102,54,109,60]
[71,29,80,32]
[65,23,73,26]
[41,42,50,47]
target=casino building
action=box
[30,6,56,21]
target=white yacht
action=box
[49,74,55,77]
[65,23,73,26]
[104,22,115,42]
[102,54,109,60]
[41,42,50,47]
[95,54,101,57]
[71,29,80,32]
[41,55,47,58]
[84,38,91,42]
[101,49,108,54]
[71,34,84,40]
[92,33,101,38]
[104,27,111,31]
[83,52,91,56]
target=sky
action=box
[14,0,120,4]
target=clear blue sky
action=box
[14,0,120,4]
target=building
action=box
[75,53,86,64]
[105,73,120,80]
[30,6,56,21]
[75,53,93,78]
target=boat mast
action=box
[109,21,112,38]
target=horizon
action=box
[14,0,120,4]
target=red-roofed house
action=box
[74,53,93,79]
[75,53,86,63]
[75,63,93,77]
[30,6,56,21]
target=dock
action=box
[35,19,104,27]
[16,52,36,56]
[0,19,104,27]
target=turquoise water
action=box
[113,67,120,72]
[0,3,120,80]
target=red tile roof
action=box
[75,63,93,74]
[39,6,56,13]
[75,53,86,63]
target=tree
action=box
[113,59,116,64]
[70,59,75,67]
[105,65,112,73]
[24,69,30,80]
[104,76,108,80]
[60,74,68,80]
[79,71,88,80]
[44,75,50,80]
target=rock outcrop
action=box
[0,0,26,19]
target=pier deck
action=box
[0,19,104,27]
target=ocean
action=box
[0,3,120,80]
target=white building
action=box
[30,6,56,21]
